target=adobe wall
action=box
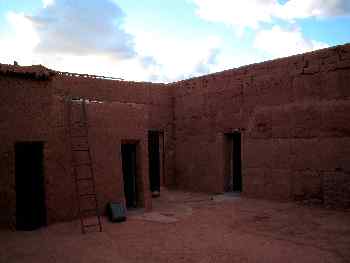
[50,75,175,187]
[0,76,52,225]
[172,44,350,207]
[0,73,175,226]
[1,42,350,229]
[46,96,151,223]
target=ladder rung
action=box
[70,125,87,130]
[77,177,94,181]
[71,135,88,138]
[71,139,88,143]
[72,144,89,149]
[79,193,96,198]
[71,121,87,125]
[83,223,100,228]
[71,97,83,101]
[72,148,89,151]
[70,125,87,129]
[71,136,88,140]
[70,129,87,133]
[81,209,98,214]
[73,162,92,167]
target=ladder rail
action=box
[66,96,102,234]
[66,97,85,234]
[82,99,102,232]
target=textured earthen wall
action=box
[0,76,52,225]
[1,43,349,228]
[50,76,175,189]
[45,76,174,223]
[172,44,350,207]
[45,96,152,223]
[0,74,174,226]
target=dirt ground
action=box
[1,189,350,263]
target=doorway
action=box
[225,132,242,192]
[15,142,46,230]
[121,143,138,208]
[148,131,161,196]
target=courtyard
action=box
[1,189,349,263]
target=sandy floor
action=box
[1,189,350,263]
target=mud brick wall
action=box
[1,43,350,228]
[51,76,175,187]
[172,44,350,207]
[0,73,175,226]
[0,76,52,225]
[46,76,174,223]
[45,97,151,223]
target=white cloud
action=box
[130,30,223,81]
[1,1,340,83]
[0,8,224,83]
[277,0,350,20]
[0,12,40,65]
[31,0,135,59]
[40,54,154,82]
[0,10,153,81]
[211,51,266,73]
[253,25,329,58]
[191,0,350,31]
[192,0,279,33]
[42,0,54,8]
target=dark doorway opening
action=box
[224,132,242,192]
[15,142,46,231]
[121,143,138,208]
[148,131,161,196]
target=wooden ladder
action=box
[66,97,102,234]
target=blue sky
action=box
[0,0,349,82]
